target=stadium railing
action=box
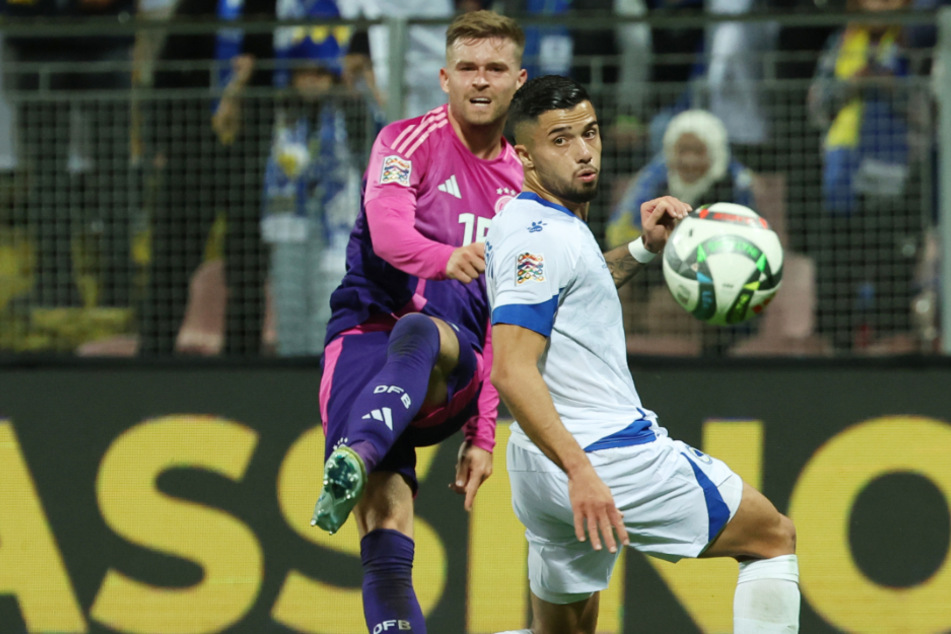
[0,9,943,358]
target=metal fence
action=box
[0,10,943,357]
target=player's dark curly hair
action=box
[506,75,591,142]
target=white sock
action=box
[492,630,532,634]
[733,554,801,633]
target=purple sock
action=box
[346,314,440,471]
[361,528,426,633]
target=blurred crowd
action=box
[0,0,943,357]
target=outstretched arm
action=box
[451,441,493,512]
[461,320,498,453]
[452,321,499,511]
[603,195,691,288]
[491,323,630,553]
[211,54,255,146]
[366,196,486,283]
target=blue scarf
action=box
[262,103,356,244]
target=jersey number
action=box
[458,213,492,246]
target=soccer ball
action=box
[662,202,783,326]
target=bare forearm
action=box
[211,100,242,144]
[603,242,646,288]
[494,371,591,478]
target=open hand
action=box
[450,441,493,511]
[568,466,629,553]
[639,196,691,254]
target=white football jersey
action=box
[486,192,659,453]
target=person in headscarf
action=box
[606,109,754,249]
[605,109,757,356]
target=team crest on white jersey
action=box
[380,155,412,187]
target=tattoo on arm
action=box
[604,244,643,288]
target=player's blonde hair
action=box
[446,10,525,62]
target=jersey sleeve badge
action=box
[516,252,545,284]
[380,155,412,187]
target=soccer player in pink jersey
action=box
[310,10,527,633]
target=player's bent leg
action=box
[505,443,618,634]
[701,482,800,633]
[700,481,796,560]
[354,471,415,537]
[314,314,443,534]
[346,313,444,468]
[423,317,463,408]
[404,318,482,447]
[528,590,600,634]
[355,472,427,633]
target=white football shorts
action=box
[506,432,744,604]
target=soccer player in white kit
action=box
[485,75,800,634]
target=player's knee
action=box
[759,512,796,557]
[778,513,797,554]
[388,313,440,358]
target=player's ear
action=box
[439,67,450,94]
[516,68,528,89]
[515,144,533,170]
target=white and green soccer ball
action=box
[662,202,784,326]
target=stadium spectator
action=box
[0,29,28,242]
[135,0,273,356]
[0,32,21,214]
[702,0,779,175]
[607,109,754,247]
[519,0,575,80]
[647,0,705,118]
[3,0,135,309]
[338,0,454,118]
[262,25,382,356]
[807,0,924,351]
[605,108,756,354]
[643,0,779,171]
[613,0,652,122]
[493,0,638,91]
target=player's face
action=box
[292,68,334,103]
[671,132,711,184]
[523,101,601,205]
[440,37,527,128]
